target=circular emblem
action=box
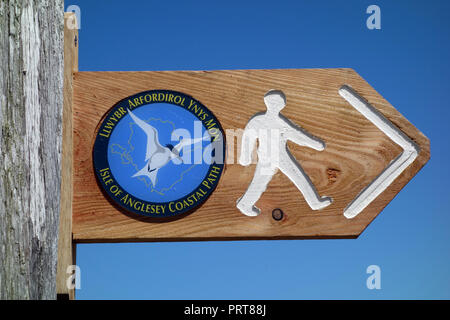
[93,90,225,218]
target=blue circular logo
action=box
[93,90,225,218]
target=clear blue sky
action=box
[70,0,450,299]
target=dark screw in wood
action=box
[272,208,284,221]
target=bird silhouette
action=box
[127,109,208,187]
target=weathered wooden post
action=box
[0,0,64,299]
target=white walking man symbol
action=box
[236,90,333,216]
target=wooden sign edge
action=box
[56,12,78,300]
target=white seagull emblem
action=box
[127,109,208,187]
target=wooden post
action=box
[56,12,78,300]
[0,0,64,299]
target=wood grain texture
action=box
[0,0,63,299]
[72,68,430,242]
[56,12,78,300]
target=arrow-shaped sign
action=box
[72,68,430,242]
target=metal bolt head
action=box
[272,208,284,221]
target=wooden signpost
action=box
[57,14,429,299]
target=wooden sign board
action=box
[71,68,429,242]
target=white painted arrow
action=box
[338,85,420,219]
